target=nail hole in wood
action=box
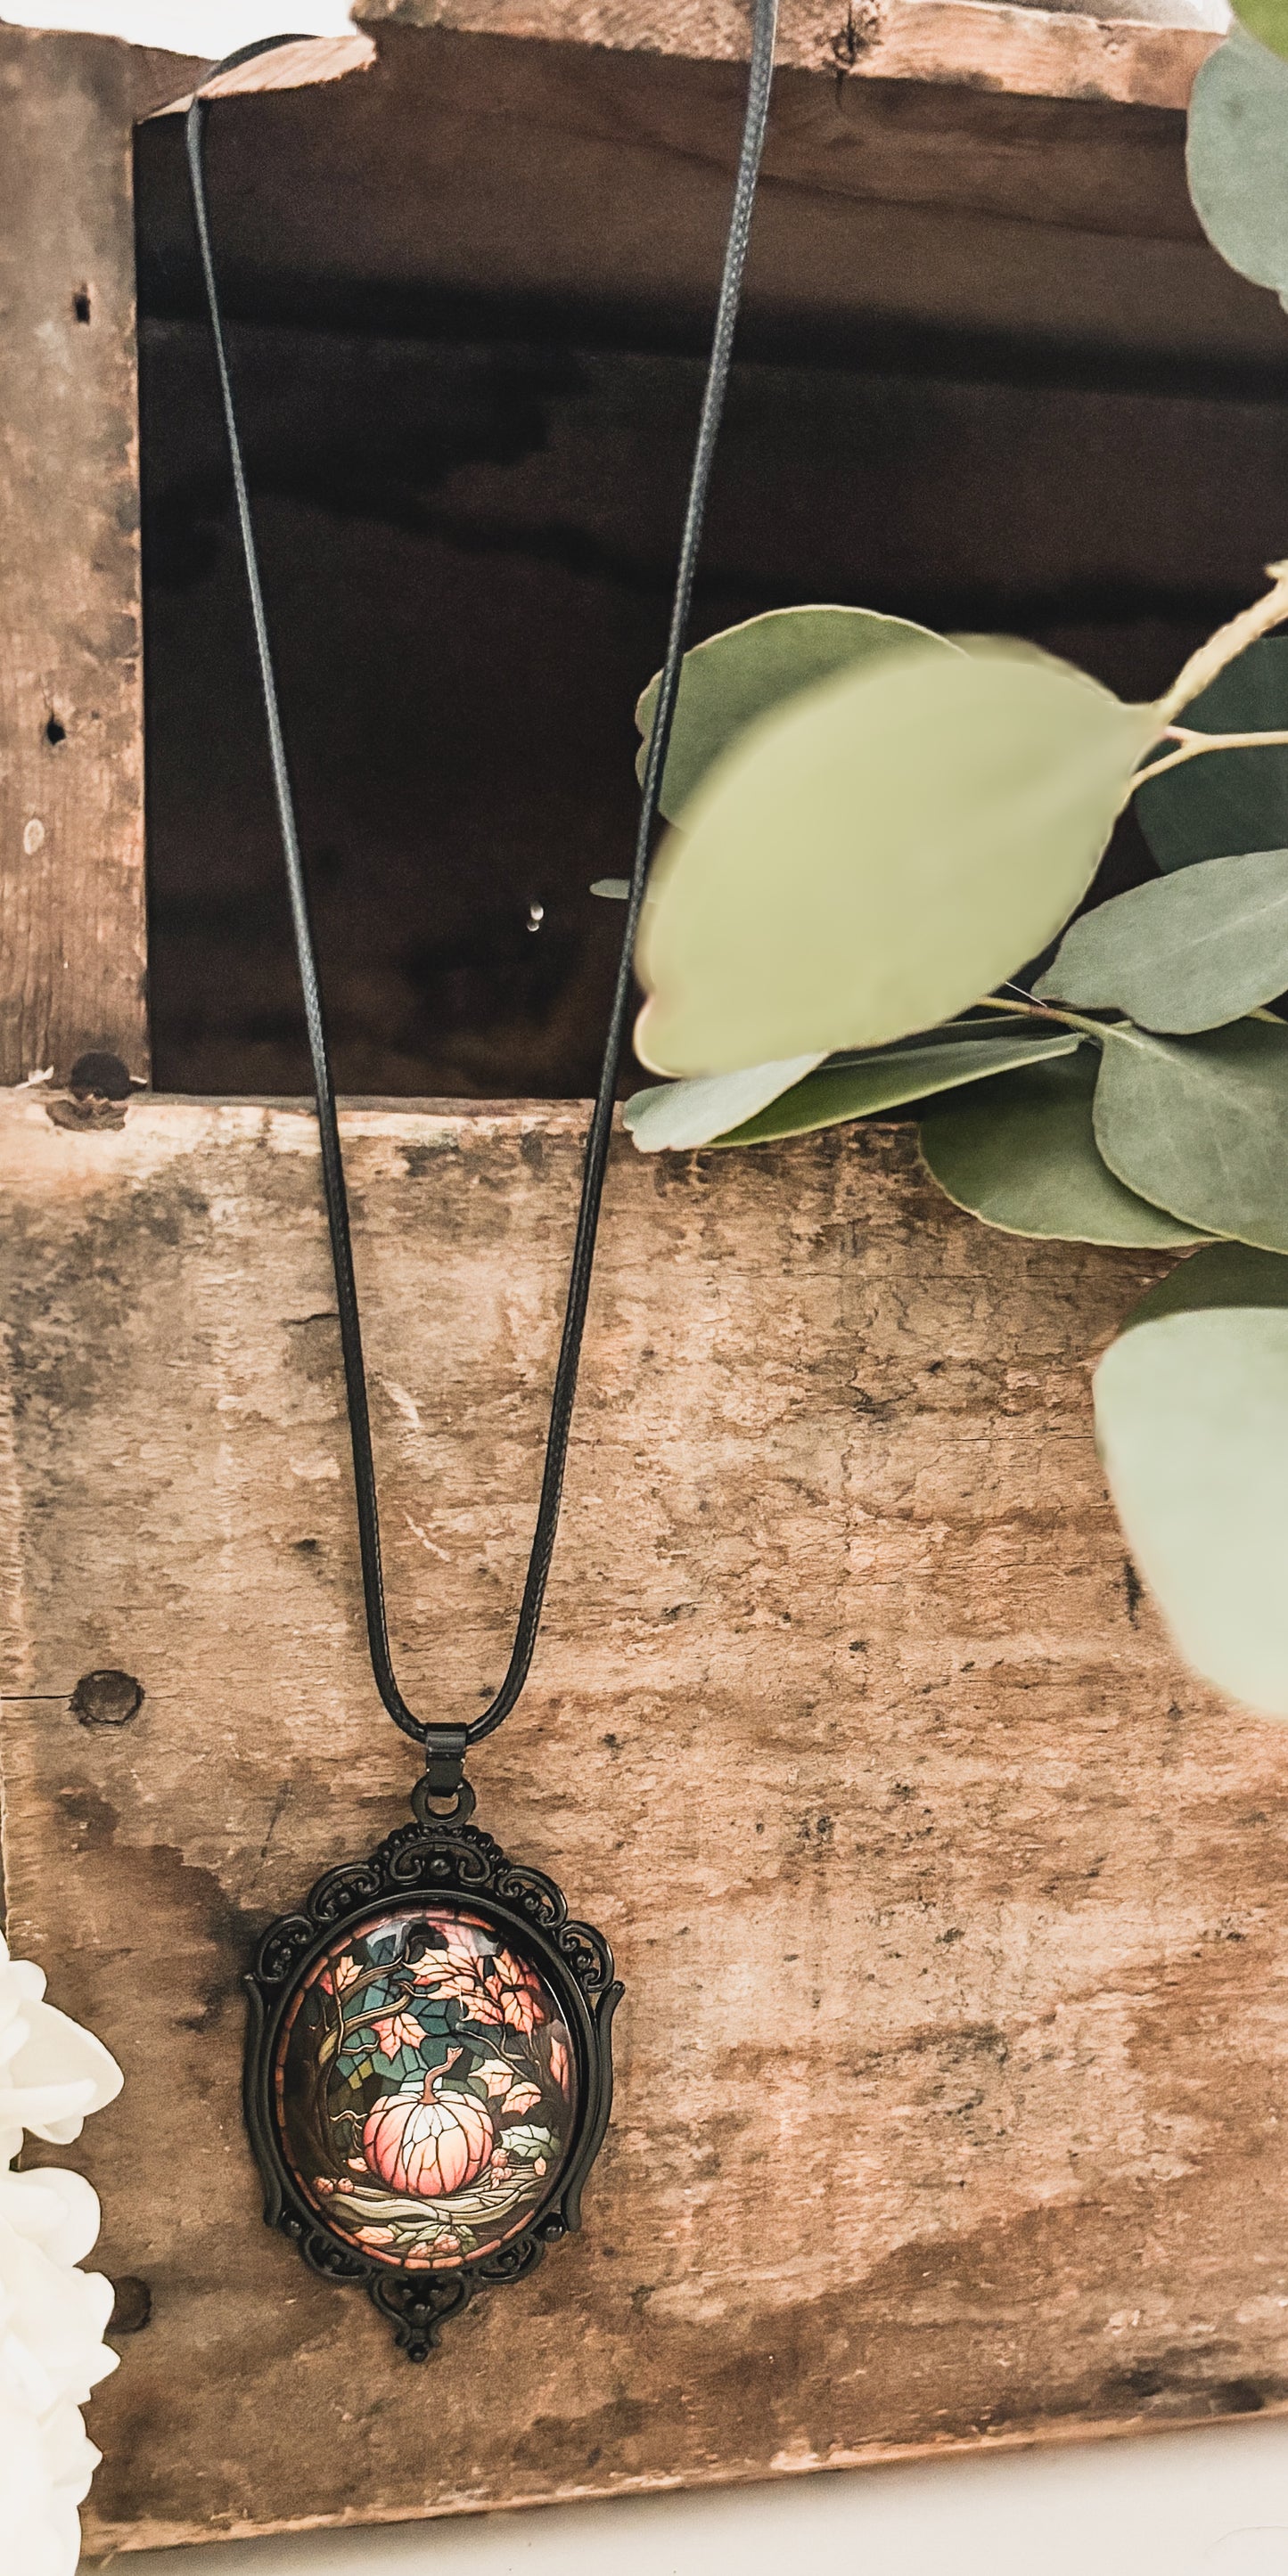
[68,1051,132,1102]
[71,1669,144,1729]
[109,2277,152,2335]
[44,715,66,747]
[72,287,91,324]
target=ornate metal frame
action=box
[244,1785,622,2359]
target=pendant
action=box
[243,1774,621,2359]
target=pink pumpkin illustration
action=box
[363,2077,494,2199]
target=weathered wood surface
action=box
[3,1091,1288,2555]
[353,0,1215,112]
[139,15,1288,378]
[0,29,205,1091]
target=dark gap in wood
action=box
[138,311,1288,1102]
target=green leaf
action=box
[1120,1238,1288,1329]
[918,1049,1210,1246]
[1093,1017,1288,1249]
[1133,640,1288,873]
[1235,0,1288,63]
[1035,848,1288,1031]
[1095,1288,1288,1713]
[635,606,957,822]
[623,1054,825,1151]
[498,2122,558,2161]
[664,1029,1080,1152]
[1185,27,1288,292]
[624,1021,1073,1152]
[948,634,1112,694]
[636,647,1160,1076]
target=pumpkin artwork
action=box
[273,1901,578,2271]
[364,2079,495,2198]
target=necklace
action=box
[185,7,778,2359]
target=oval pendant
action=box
[244,1787,620,2357]
[276,1901,578,2269]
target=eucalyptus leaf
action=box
[918,1050,1209,1246]
[1035,847,1288,1031]
[1093,1018,1288,1250]
[625,1018,1040,1151]
[635,648,1160,1076]
[1120,1238,1288,1329]
[636,606,956,824]
[623,1054,825,1152]
[1134,640,1288,872]
[1094,1303,1288,1713]
[948,634,1110,693]
[1235,0,1288,62]
[650,1029,1081,1152]
[1185,26,1288,291]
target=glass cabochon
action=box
[273,1904,578,2271]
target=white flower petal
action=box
[0,1992,121,2148]
[0,2216,118,2407]
[0,2376,100,2576]
[0,1937,123,2568]
[0,2169,102,2269]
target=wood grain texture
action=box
[0,29,206,1091]
[353,0,1216,112]
[139,17,1288,378]
[3,1092,1288,2553]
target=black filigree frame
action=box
[244,1788,622,2359]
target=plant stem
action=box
[1156,560,1288,725]
[984,988,1283,1041]
[1133,726,1288,790]
[977,986,1120,1043]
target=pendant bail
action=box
[419,1725,468,1801]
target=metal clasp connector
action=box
[419,1726,468,1801]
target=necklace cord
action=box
[185,4,780,1770]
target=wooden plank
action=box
[353,0,1217,113]
[4,1091,1288,2554]
[137,14,1288,379]
[0,29,207,1091]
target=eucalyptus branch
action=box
[1156,559,1288,726]
[1133,726,1288,791]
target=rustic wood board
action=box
[0,28,206,1092]
[137,15,1288,380]
[3,1090,1288,2554]
[354,0,1213,113]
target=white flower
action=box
[0,2168,102,2273]
[0,1942,121,2163]
[0,2188,118,2416]
[0,2374,100,2576]
[0,1934,123,2576]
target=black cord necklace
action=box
[189,8,778,2359]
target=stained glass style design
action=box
[272,1904,578,2271]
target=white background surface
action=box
[0,0,354,46]
[5,3,1284,2568]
